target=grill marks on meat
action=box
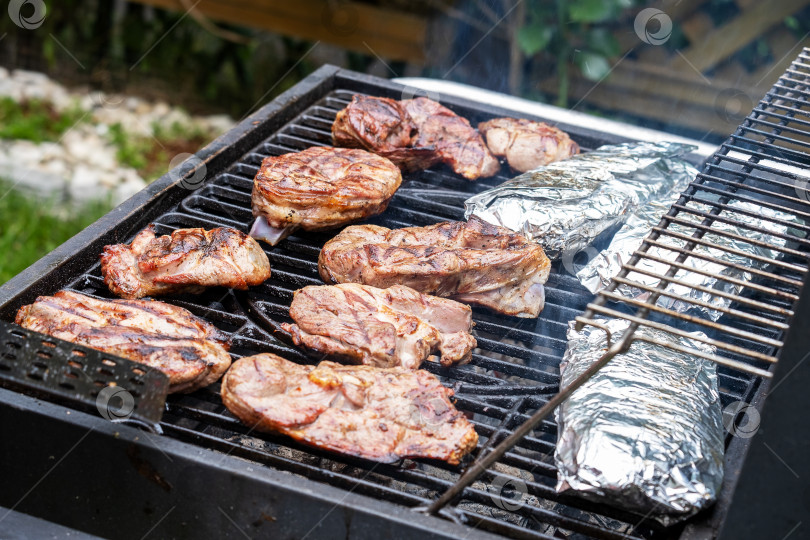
[281,284,476,370]
[332,95,498,180]
[14,290,231,393]
[221,354,479,464]
[250,146,402,245]
[319,216,551,318]
[478,117,580,173]
[101,225,271,299]
[403,97,500,180]
[332,95,441,172]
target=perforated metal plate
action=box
[0,320,168,429]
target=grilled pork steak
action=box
[478,117,579,172]
[332,95,441,172]
[101,225,271,299]
[250,146,402,245]
[332,95,499,180]
[403,97,500,180]
[319,216,551,318]
[221,354,479,464]
[15,290,231,393]
[281,283,476,369]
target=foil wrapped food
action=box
[577,191,801,321]
[464,142,698,259]
[555,319,724,524]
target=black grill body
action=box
[0,64,804,540]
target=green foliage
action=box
[108,123,151,173]
[568,0,622,23]
[515,0,636,106]
[0,181,111,285]
[575,52,611,81]
[517,25,553,56]
[0,98,86,143]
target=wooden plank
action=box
[538,75,735,135]
[681,11,714,45]
[599,59,770,110]
[130,0,428,62]
[671,0,810,73]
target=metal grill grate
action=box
[575,49,810,374]
[3,55,809,539]
[48,88,691,538]
[421,48,810,533]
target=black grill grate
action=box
[51,89,686,538]
[4,56,810,539]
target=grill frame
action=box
[0,62,801,539]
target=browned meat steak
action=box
[403,97,500,180]
[15,290,231,393]
[478,117,580,172]
[101,225,271,299]
[221,354,479,464]
[250,146,402,245]
[319,216,550,318]
[332,95,498,180]
[281,283,476,370]
[332,95,441,172]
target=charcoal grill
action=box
[1,50,809,540]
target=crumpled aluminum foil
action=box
[555,319,724,524]
[577,191,801,321]
[464,142,698,258]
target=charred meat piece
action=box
[15,290,231,393]
[221,354,479,464]
[403,97,500,180]
[478,117,580,172]
[319,216,551,318]
[101,225,271,299]
[250,146,402,246]
[332,95,498,180]
[281,283,476,370]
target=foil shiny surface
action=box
[555,319,724,524]
[577,192,800,321]
[464,142,698,258]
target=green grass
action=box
[0,97,87,143]
[0,182,111,285]
[108,121,214,182]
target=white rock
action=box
[69,165,102,201]
[113,178,147,204]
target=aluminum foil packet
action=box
[577,191,801,321]
[555,319,724,524]
[464,142,698,259]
